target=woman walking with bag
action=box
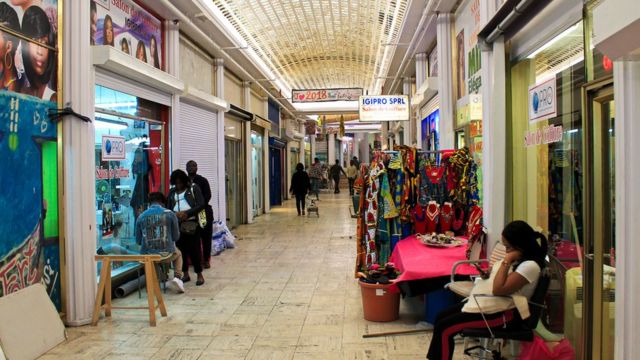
[167,169,206,286]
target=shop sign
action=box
[359,95,410,122]
[95,166,130,180]
[469,120,482,138]
[469,94,482,121]
[455,0,483,101]
[528,78,557,123]
[101,135,126,160]
[524,125,563,147]
[292,88,363,103]
[92,0,164,69]
[456,104,469,127]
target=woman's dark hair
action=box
[120,38,129,54]
[103,14,114,46]
[21,6,54,86]
[170,169,190,187]
[0,3,19,45]
[150,35,159,68]
[296,163,304,171]
[148,192,166,205]
[136,39,147,62]
[502,220,548,269]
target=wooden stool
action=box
[92,254,167,326]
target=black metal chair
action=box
[462,270,551,359]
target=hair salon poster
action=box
[0,0,61,310]
[91,0,163,69]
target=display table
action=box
[389,235,478,296]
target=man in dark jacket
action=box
[329,159,347,194]
[290,163,310,216]
[187,160,214,269]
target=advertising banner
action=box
[0,1,61,310]
[528,78,557,123]
[455,0,483,126]
[359,95,410,122]
[91,0,163,69]
[292,88,363,103]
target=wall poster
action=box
[0,0,61,310]
[91,0,163,69]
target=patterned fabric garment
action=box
[363,162,384,267]
[380,172,399,219]
[376,200,392,265]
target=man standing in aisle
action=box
[308,157,323,200]
[187,160,213,269]
[136,192,184,293]
[329,159,348,194]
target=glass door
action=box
[583,79,615,360]
[225,138,243,229]
[251,131,263,217]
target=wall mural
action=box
[0,0,60,310]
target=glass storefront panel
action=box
[94,85,165,277]
[251,131,263,217]
[509,20,585,354]
[225,138,243,229]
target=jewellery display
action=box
[425,201,440,234]
[412,205,428,234]
[439,202,453,233]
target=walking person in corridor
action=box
[308,157,323,200]
[187,160,214,269]
[290,163,310,216]
[346,159,358,196]
[329,159,347,194]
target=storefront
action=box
[251,126,264,217]
[225,105,251,229]
[502,1,615,357]
[89,0,186,291]
[268,100,285,207]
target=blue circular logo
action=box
[532,93,540,113]
[105,139,112,154]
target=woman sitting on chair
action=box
[426,220,548,360]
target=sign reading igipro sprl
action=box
[359,95,410,122]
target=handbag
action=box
[191,185,208,228]
[180,220,198,235]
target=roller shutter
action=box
[178,101,220,220]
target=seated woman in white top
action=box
[427,220,547,360]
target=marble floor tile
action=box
[41,194,436,360]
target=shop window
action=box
[509,21,585,337]
[94,85,165,278]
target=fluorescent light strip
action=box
[527,22,581,59]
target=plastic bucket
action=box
[359,280,400,322]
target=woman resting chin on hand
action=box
[426,221,548,360]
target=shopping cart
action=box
[306,196,319,217]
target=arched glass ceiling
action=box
[211,0,409,95]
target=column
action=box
[328,133,336,165]
[613,60,640,360]
[437,13,455,149]
[298,120,305,164]
[62,0,97,326]
[243,81,253,223]
[482,36,506,252]
[166,21,181,171]
[310,134,317,161]
[263,126,270,213]
[214,59,226,222]
[403,77,413,146]
[381,121,389,150]
[415,53,428,149]
[359,133,370,164]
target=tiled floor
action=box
[41,192,464,359]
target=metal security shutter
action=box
[421,94,440,118]
[179,101,219,220]
[95,68,172,106]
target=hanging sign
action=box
[101,135,126,160]
[292,88,363,103]
[359,95,410,122]
[528,78,557,123]
[91,0,164,69]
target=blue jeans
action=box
[310,178,320,199]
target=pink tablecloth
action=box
[389,235,478,285]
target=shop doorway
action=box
[225,138,243,229]
[251,131,264,217]
[269,146,283,206]
[582,78,615,360]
